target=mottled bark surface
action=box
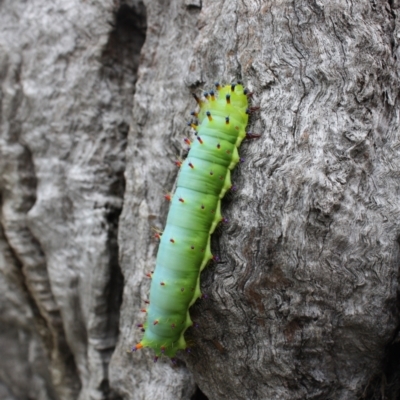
[0,0,146,399]
[2,0,400,399]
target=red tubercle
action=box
[160,281,166,286]
[132,343,143,352]
[154,356,159,363]
[174,160,182,167]
[164,193,172,201]
[144,300,150,304]
[188,162,194,169]
[246,106,260,114]
[184,138,191,146]
[197,136,203,144]
[140,309,147,313]
[246,132,261,139]
[145,272,153,278]
[179,197,185,203]
[137,323,144,328]
[170,238,175,243]
[152,227,162,239]
[153,320,159,325]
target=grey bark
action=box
[1,0,400,400]
[0,0,145,399]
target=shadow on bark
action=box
[191,385,209,400]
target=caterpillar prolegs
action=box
[133,83,250,360]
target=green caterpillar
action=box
[133,82,250,361]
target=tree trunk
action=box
[1,0,400,399]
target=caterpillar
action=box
[133,82,250,361]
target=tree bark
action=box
[0,0,146,399]
[1,0,400,399]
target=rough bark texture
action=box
[0,0,146,399]
[1,0,400,399]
